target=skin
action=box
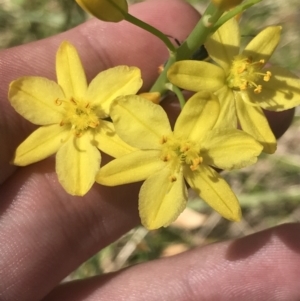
[0,0,299,300]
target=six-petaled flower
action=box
[168,18,300,153]
[96,93,262,229]
[9,41,141,195]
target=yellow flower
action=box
[75,0,128,22]
[168,18,300,154]
[96,92,263,229]
[9,41,142,196]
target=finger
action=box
[42,223,300,301]
[0,0,200,183]
[0,1,201,301]
[0,158,140,301]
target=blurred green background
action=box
[1,0,299,281]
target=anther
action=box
[190,157,203,171]
[160,136,168,144]
[264,71,272,82]
[55,98,62,105]
[180,144,190,152]
[89,121,99,128]
[70,97,77,104]
[170,175,177,182]
[161,154,170,162]
[75,131,83,138]
[254,85,262,94]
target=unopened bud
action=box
[139,92,161,104]
[75,0,128,22]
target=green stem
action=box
[124,13,176,53]
[150,3,223,95]
[176,3,222,61]
[165,83,186,108]
[149,52,176,94]
[213,0,262,32]
[106,0,176,52]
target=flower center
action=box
[55,97,99,136]
[160,136,203,181]
[226,55,272,94]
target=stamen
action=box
[160,136,168,144]
[160,137,201,174]
[190,157,203,171]
[161,154,171,162]
[264,71,272,81]
[75,131,83,138]
[89,121,99,128]
[55,98,62,105]
[70,97,77,104]
[254,85,262,94]
[180,144,190,152]
[169,175,177,182]
[228,55,271,94]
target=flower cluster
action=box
[7,0,300,229]
[96,92,262,229]
[168,18,300,154]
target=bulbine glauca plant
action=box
[8,0,300,229]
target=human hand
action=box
[0,1,298,300]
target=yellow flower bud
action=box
[139,92,161,104]
[75,0,128,22]
[211,0,243,10]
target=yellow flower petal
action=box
[56,41,88,100]
[249,66,300,111]
[205,18,240,70]
[184,165,241,221]
[201,128,263,170]
[174,92,220,142]
[139,167,187,230]
[12,124,68,166]
[86,66,142,115]
[110,95,172,149]
[96,150,164,186]
[75,0,128,22]
[56,131,101,196]
[236,93,277,154]
[94,120,136,158]
[214,86,237,129]
[167,61,225,92]
[9,77,65,125]
[243,26,281,64]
